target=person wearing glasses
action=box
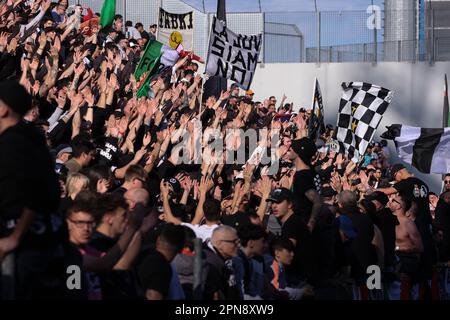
[387,194,423,300]
[64,194,143,300]
[443,174,450,193]
[203,225,241,300]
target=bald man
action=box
[124,188,149,209]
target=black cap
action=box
[165,177,181,195]
[266,188,294,204]
[0,81,32,116]
[390,163,406,178]
[291,137,317,165]
[365,191,389,206]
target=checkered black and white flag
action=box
[334,82,394,162]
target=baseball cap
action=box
[0,81,32,116]
[365,191,389,206]
[266,188,294,204]
[291,137,317,165]
[390,163,406,179]
[165,177,181,195]
[55,144,73,158]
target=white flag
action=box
[205,17,262,90]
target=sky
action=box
[182,0,386,12]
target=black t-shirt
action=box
[136,249,172,299]
[0,122,60,248]
[293,169,317,221]
[89,230,117,252]
[203,244,241,300]
[376,208,399,268]
[348,212,377,280]
[89,230,139,300]
[281,214,317,284]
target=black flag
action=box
[203,0,227,101]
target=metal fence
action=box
[69,0,450,63]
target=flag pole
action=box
[308,77,317,139]
[442,74,449,185]
[443,73,449,128]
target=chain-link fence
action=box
[69,0,450,63]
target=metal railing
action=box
[69,1,450,64]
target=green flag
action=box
[100,0,116,29]
[134,40,164,82]
[134,41,164,98]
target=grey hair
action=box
[337,190,358,208]
[211,225,237,246]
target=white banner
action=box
[205,17,262,90]
[157,8,194,51]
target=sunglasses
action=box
[444,180,450,184]
[221,238,240,245]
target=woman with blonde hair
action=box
[59,173,90,216]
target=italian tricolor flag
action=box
[134,40,180,97]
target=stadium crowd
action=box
[1,0,450,300]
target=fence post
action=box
[397,40,401,62]
[374,26,377,63]
[316,11,321,64]
[363,43,367,62]
[329,46,332,62]
[192,238,203,300]
[430,8,435,64]
[123,0,126,30]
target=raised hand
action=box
[137,99,147,116]
[29,57,39,71]
[335,153,345,167]
[83,89,95,106]
[260,176,272,198]
[117,117,129,134]
[20,57,30,72]
[0,32,8,48]
[74,63,86,77]
[142,132,151,147]
[133,148,147,163]
[220,90,230,101]
[345,161,356,177]
[154,110,164,126]
[51,37,61,57]
[159,180,170,201]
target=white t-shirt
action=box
[181,223,219,242]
